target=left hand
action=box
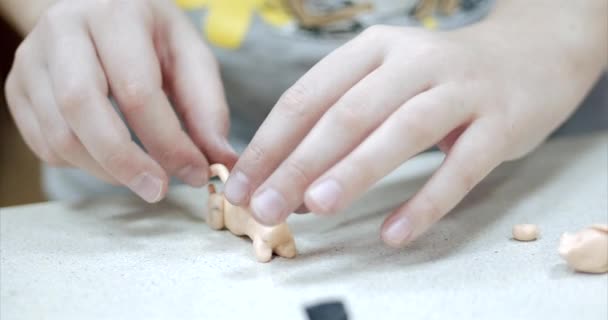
[222,25,597,247]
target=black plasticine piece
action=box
[305,300,348,320]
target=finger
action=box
[15,41,118,183]
[249,63,432,225]
[225,27,390,205]
[305,85,472,214]
[28,70,119,184]
[380,119,504,247]
[45,17,168,202]
[163,10,238,167]
[4,68,63,165]
[89,4,209,186]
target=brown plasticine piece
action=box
[206,164,297,263]
[413,0,459,20]
[558,224,608,274]
[287,0,372,28]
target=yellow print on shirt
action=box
[175,0,293,49]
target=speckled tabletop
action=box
[1,132,607,320]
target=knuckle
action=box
[417,192,443,224]
[242,142,266,168]
[332,102,370,130]
[492,120,514,152]
[50,130,81,155]
[96,0,152,24]
[401,112,434,142]
[449,150,489,193]
[41,3,76,31]
[101,143,131,171]
[390,37,444,64]
[118,80,157,113]
[282,158,312,187]
[358,162,380,187]
[157,144,192,171]
[56,83,91,113]
[340,160,375,190]
[454,166,478,193]
[13,41,32,64]
[43,5,67,23]
[277,83,310,119]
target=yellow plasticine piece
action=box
[204,1,256,49]
[422,16,438,30]
[177,0,294,49]
[175,0,208,10]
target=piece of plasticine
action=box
[206,164,297,263]
[305,300,349,320]
[512,224,539,241]
[558,224,608,274]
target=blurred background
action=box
[0,19,44,207]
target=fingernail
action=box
[250,188,288,225]
[383,217,413,247]
[307,179,342,213]
[177,165,206,187]
[224,171,250,204]
[130,172,163,203]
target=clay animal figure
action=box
[559,224,608,274]
[206,164,297,263]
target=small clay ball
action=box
[512,224,539,241]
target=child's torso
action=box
[175,0,494,140]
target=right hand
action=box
[4,0,237,202]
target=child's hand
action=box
[5,0,236,203]
[225,22,604,246]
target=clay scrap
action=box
[512,224,539,241]
[559,224,608,274]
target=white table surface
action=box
[1,132,607,320]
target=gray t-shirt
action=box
[194,0,495,141]
[44,0,605,201]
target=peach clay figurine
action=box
[206,164,297,263]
